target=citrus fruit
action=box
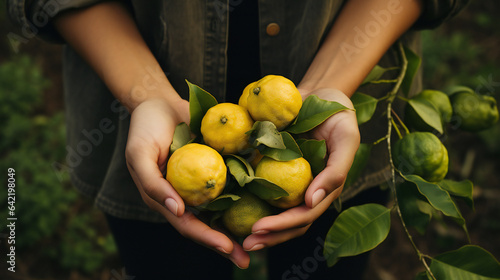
[245,75,302,131]
[166,143,227,206]
[238,81,256,109]
[392,132,449,182]
[450,91,499,132]
[405,89,453,132]
[255,156,313,208]
[201,103,254,154]
[222,190,274,237]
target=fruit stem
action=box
[385,66,401,71]
[220,116,228,124]
[391,109,410,135]
[377,95,390,102]
[206,179,216,189]
[369,79,398,84]
[396,95,410,102]
[253,87,260,95]
[391,118,403,139]
[372,135,388,145]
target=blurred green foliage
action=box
[421,30,499,92]
[46,214,117,273]
[0,55,116,274]
[421,7,500,157]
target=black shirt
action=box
[226,0,261,104]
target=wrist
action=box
[130,95,190,126]
[298,87,355,110]
[118,69,183,113]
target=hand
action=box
[242,88,360,251]
[125,97,250,268]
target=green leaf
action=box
[170,122,192,154]
[286,95,350,134]
[444,85,475,96]
[344,143,372,189]
[351,92,378,125]
[203,194,241,211]
[396,181,432,235]
[187,80,218,135]
[407,98,443,134]
[261,131,302,161]
[414,271,432,280]
[247,121,286,149]
[247,177,289,201]
[401,45,422,96]
[225,155,254,186]
[430,245,500,280]
[438,179,474,210]
[402,174,467,233]
[324,203,391,267]
[362,65,391,85]
[299,139,327,176]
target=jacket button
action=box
[266,23,280,36]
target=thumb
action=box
[126,142,185,217]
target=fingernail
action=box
[252,230,269,235]
[230,256,246,269]
[165,198,178,216]
[246,244,264,252]
[217,247,230,254]
[311,189,326,208]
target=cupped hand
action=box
[243,88,360,251]
[125,96,250,268]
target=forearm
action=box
[299,0,423,97]
[53,1,181,111]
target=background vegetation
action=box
[0,1,498,279]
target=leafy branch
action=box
[326,40,500,279]
[386,41,437,279]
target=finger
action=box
[126,147,186,216]
[242,224,311,251]
[209,225,251,269]
[127,153,185,216]
[141,189,251,268]
[166,211,251,268]
[142,193,237,256]
[306,116,359,208]
[227,238,251,269]
[251,191,337,234]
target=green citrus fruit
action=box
[392,132,449,182]
[444,85,475,96]
[450,91,499,132]
[405,89,453,132]
[222,191,274,237]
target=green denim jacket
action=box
[8,0,469,222]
